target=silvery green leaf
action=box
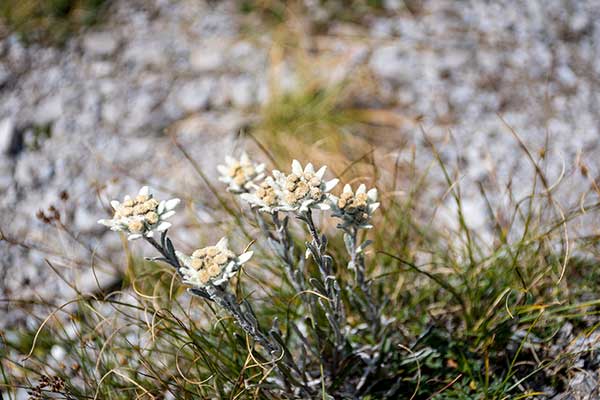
[324,178,339,192]
[156,221,171,231]
[267,238,286,258]
[160,230,168,248]
[343,233,353,254]
[166,238,176,259]
[188,288,211,301]
[399,347,437,365]
[309,278,326,295]
[237,251,253,264]
[97,219,112,227]
[305,242,318,260]
[138,186,149,196]
[164,198,180,211]
[161,210,176,219]
[356,240,373,254]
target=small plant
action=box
[95,155,395,398]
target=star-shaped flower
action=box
[217,153,266,194]
[331,184,379,229]
[176,238,253,288]
[98,186,180,240]
[274,160,339,213]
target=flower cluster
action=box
[217,153,266,194]
[275,160,339,212]
[241,160,339,214]
[332,184,379,229]
[176,238,253,287]
[98,186,180,240]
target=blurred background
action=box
[1,0,599,343]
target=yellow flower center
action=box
[188,245,235,284]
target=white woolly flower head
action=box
[97,186,180,240]
[331,183,379,229]
[275,159,339,213]
[217,152,266,194]
[176,238,253,288]
[240,176,283,213]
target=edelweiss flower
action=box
[217,153,266,194]
[274,160,338,213]
[176,238,253,287]
[331,184,379,229]
[98,186,180,240]
[240,176,283,213]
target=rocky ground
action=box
[1,0,600,397]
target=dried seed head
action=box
[198,270,210,284]
[145,211,159,225]
[133,204,147,215]
[207,263,221,277]
[286,180,297,191]
[145,198,159,210]
[309,176,321,187]
[214,253,229,264]
[128,219,144,233]
[192,248,206,258]
[310,187,322,200]
[191,258,203,270]
[294,181,309,197]
[136,194,149,203]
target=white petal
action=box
[305,163,314,174]
[367,188,378,201]
[343,184,352,194]
[317,203,331,210]
[139,186,149,196]
[240,193,255,203]
[217,165,228,175]
[237,251,253,264]
[369,202,380,213]
[357,184,366,195]
[161,210,176,220]
[212,277,226,286]
[97,219,113,227]
[158,200,165,214]
[314,166,326,180]
[225,155,235,164]
[110,200,120,210]
[256,163,266,173]
[128,234,143,240]
[240,153,249,163]
[155,221,171,232]
[324,179,339,192]
[216,237,228,250]
[292,160,303,176]
[146,231,154,238]
[165,198,180,211]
